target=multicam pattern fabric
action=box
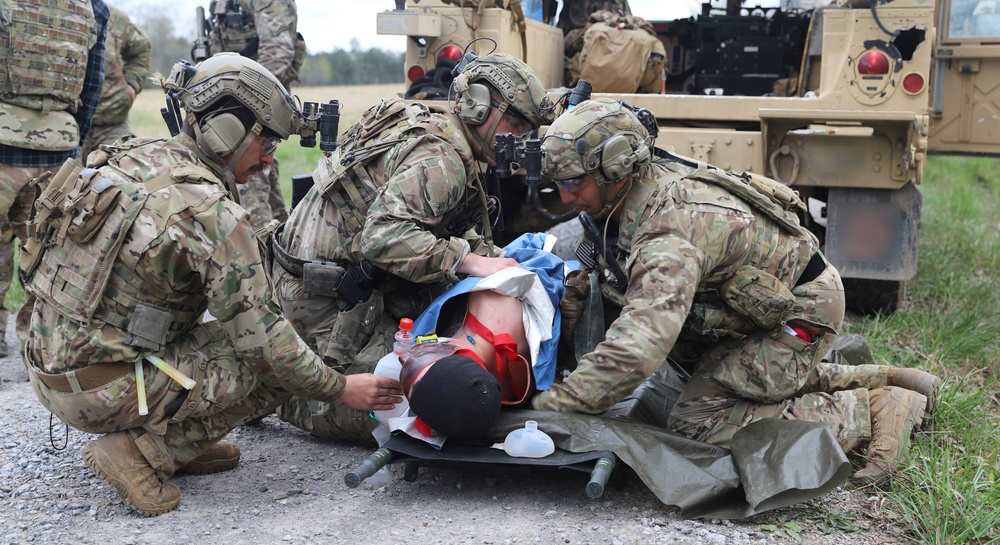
[273,102,499,441]
[208,0,300,89]
[22,133,345,476]
[91,5,150,127]
[531,151,868,448]
[0,0,97,111]
[0,0,104,153]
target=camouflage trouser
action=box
[270,262,395,444]
[668,263,874,450]
[80,121,133,160]
[237,159,288,231]
[24,319,290,481]
[1,164,49,341]
[0,218,13,331]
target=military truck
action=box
[375,0,1000,313]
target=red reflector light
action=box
[437,45,464,65]
[902,72,925,94]
[407,65,425,82]
[858,50,890,75]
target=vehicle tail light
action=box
[902,72,925,94]
[436,44,464,65]
[407,65,426,82]
[857,50,890,75]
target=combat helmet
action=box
[541,97,653,185]
[163,52,301,155]
[454,52,555,129]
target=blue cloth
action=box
[0,0,108,167]
[413,233,565,391]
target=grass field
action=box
[128,83,405,198]
[5,86,999,544]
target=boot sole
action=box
[176,458,240,475]
[82,443,180,517]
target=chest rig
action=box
[208,0,258,58]
[0,0,96,112]
[20,140,227,351]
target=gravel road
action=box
[0,312,912,545]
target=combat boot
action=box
[851,386,928,486]
[82,431,181,516]
[887,367,941,414]
[176,442,241,475]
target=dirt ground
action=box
[0,313,915,545]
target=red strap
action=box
[465,312,527,404]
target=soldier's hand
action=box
[457,253,520,278]
[340,374,403,412]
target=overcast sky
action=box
[115,0,705,54]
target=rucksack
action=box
[568,11,666,94]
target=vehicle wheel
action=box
[842,278,904,315]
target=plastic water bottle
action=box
[394,318,414,357]
[503,420,555,458]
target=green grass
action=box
[842,156,1000,544]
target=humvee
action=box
[376,0,1000,313]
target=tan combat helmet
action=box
[161,52,303,192]
[453,52,555,130]
[541,97,653,185]
[163,52,301,151]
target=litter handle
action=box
[344,447,394,488]
[586,456,615,499]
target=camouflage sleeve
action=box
[202,206,345,402]
[359,134,474,284]
[120,14,151,95]
[532,185,755,413]
[250,0,298,85]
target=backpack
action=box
[569,11,666,94]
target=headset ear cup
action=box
[200,113,247,156]
[599,134,638,181]
[457,82,492,126]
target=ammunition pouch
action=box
[126,303,175,351]
[271,226,377,310]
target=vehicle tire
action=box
[842,278,904,315]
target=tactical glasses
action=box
[552,176,588,193]
[259,133,281,155]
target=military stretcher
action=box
[346,432,617,498]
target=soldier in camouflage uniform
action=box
[80,4,152,160]
[19,54,401,516]
[532,98,942,485]
[271,52,556,443]
[0,0,109,347]
[201,0,306,229]
[0,218,13,361]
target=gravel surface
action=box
[0,307,911,544]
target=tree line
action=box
[130,7,403,87]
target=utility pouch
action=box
[322,290,385,370]
[65,171,122,244]
[126,303,174,351]
[302,261,347,298]
[721,266,795,329]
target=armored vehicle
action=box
[377,0,1000,313]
